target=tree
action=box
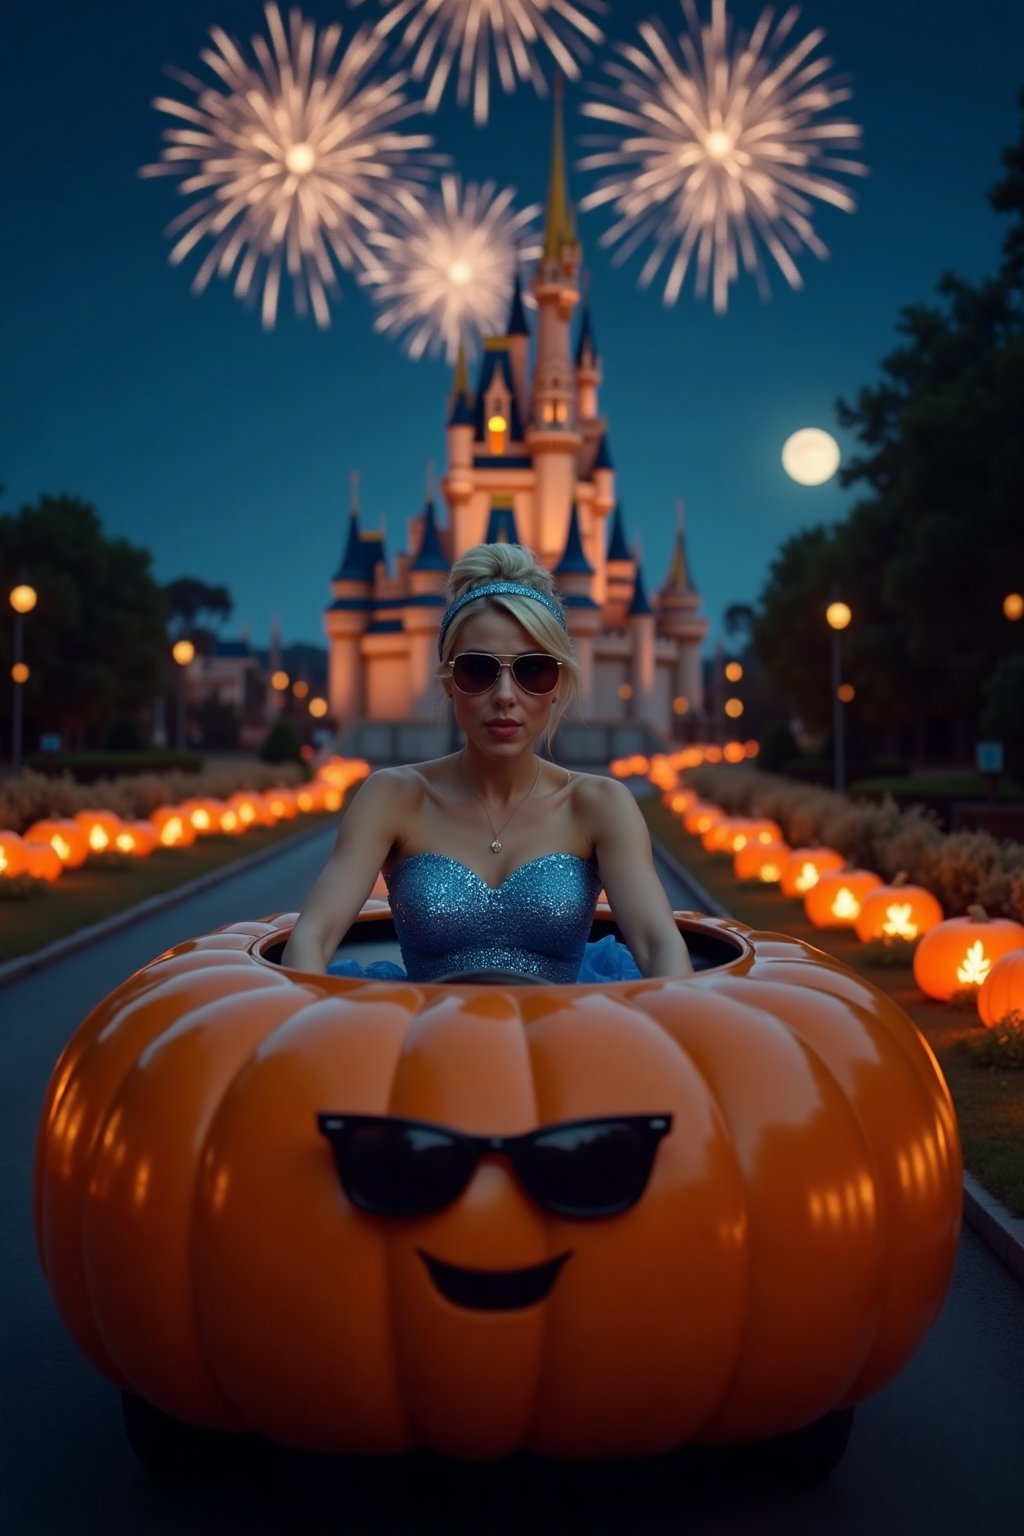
[163,577,233,657]
[0,494,168,750]
[754,99,1024,762]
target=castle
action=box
[325,90,708,739]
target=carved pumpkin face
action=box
[779,847,845,899]
[733,840,790,883]
[913,910,1024,1001]
[854,883,944,945]
[804,869,883,929]
[22,818,90,869]
[35,914,961,1460]
[0,831,28,878]
[978,946,1024,1027]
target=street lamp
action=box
[9,582,37,774]
[171,638,195,750]
[825,598,852,794]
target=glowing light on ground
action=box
[351,0,607,124]
[141,4,444,328]
[579,0,866,312]
[365,175,542,360]
[783,427,841,484]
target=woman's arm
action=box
[280,770,409,974]
[584,777,694,978]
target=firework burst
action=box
[364,174,542,361]
[349,0,607,125]
[140,4,446,328]
[579,0,867,313]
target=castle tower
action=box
[506,268,531,424]
[325,474,372,727]
[553,501,600,699]
[655,500,709,722]
[524,75,581,567]
[403,490,449,717]
[627,557,656,720]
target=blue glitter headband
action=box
[438,581,567,658]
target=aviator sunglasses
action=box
[317,1112,673,1219]
[448,651,562,696]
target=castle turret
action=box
[574,302,601,423]
[554,501,600,700]
[604,500,633,627]
[324,475,373,727]
[403,493,449,717]
[444,342,475,526]
[525,77,581,566]
[506,268,530,430]
[655,500,708,722]
[626,556,656,722]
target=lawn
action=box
[641,796,1024,1220]
[0,812,337,965]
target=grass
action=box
[642,797,1024,1219]
[0,813,337,965]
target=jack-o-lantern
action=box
[733,841,790,884]
[684,803,723,837]
[35,910,961,1463]
[804,869,882,929]
[913,907,1024,1002]
[977,947,1024,1028]
[179,798,228,835]
[23,818,90,869]
[74,809,124,856]
[0,831,28,878]
[112,821,160,858]
[263,787,300,820]
[702,816,750,854]
[225,791,272,829]
[854,879,944,945]
[22,840,63,881]
[779,847,846,899]
[150,806,198,849]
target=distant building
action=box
[325,87,708,738]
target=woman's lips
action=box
[486,720,520,737]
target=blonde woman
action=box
[282,543,692,982]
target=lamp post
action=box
[171,638,195,750]
[9,582,38,774]
[825,597,852,794]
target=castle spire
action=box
[448,339,473,425]
[543,74,577,261]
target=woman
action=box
[282,543,693,982]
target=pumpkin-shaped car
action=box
[34,903,961,1475]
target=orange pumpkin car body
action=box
[34,907,962,1461]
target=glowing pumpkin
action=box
[780,847,846,900]
[733,841,790,884]
[702,817,748,854]
[74,809,124,855]
[150,806,198,849]
[804,870,882,929]
[179,798,228,835]
[112,821,160,857]
[23,818,90,869]
[225,791,271,829]
[977,947,1024,1028]
[22,841,63,881]
[0,831,28,878]
[684,803,723,837]
[913,906,1024,1002]
[34,910,961,1462]
[854,880,944,945]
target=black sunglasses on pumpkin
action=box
[317,1112,673,1219]
[448,651,562,696]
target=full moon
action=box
[782,428,841,485]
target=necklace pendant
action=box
[490,838,502,854]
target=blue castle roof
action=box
[472,346,525,443]
[410,497,448,572]
[606,502,631,562]
[506,269,529,336]
[554,503,594,575]
[484,502,521,544]
[628,562,654,617]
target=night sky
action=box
[3,0,1023,654]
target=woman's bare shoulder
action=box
[359,757,457,802]
[568,770,634,808]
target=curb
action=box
[0,816,334,991]
[650,814,1024,1289]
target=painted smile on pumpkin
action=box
[418,1248,573,1311]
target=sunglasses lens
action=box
[452,653,500,693]
[517,1121,661,1216]
[512,655,560,694]
[341,1123,470,1217]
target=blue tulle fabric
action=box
[327,934,642,984]
[327,851,643,985]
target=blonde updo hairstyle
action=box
[437,543,581,742]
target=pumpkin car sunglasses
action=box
[317,1112,674,1219]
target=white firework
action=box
[365,174,542,360]
[140,4,446,328]
[349,0,607,124]
[579,0,867,312]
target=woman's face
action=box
[443,605,560,759]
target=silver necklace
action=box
[458,751,541,854]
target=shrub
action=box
[259,719,305,766]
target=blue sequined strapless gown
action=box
[327,852,642,984]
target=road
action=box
[4,825,1024,1534]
